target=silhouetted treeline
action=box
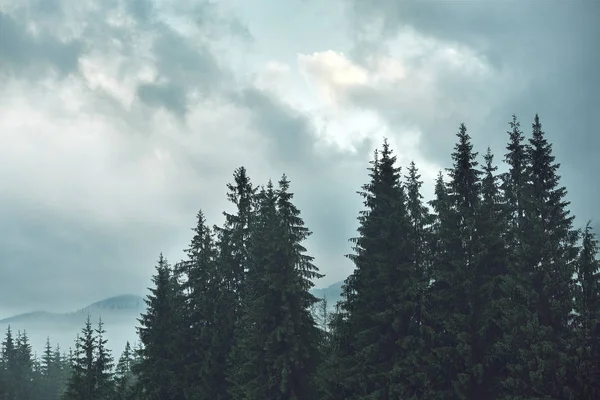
[1,114,599,400]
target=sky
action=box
[0,0,598,317]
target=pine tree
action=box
[227,182,278,400]
[426,124,485,399]
[229,176,322,400]
[135,253,184,400]
[0,344,4,400]
[573,223,600,398]
[272,173,323,397]
[177,209,224,400]
[525,114,578,398]
[114,341,135,400]
[53,344,70,399]
[497,115,539,399]
[1,326,17,400]
[391,160,434,398]
[63,317,96,400]
[32,353,43,400]
[475,148,510,397]
[94,318,114,399]
[332,140,416,399]
[216,166,258,304]
[40,337,62,400]
[15,330,34,400]
[501,115,528,236]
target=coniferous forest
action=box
[1,114,599,399]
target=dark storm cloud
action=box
[0,0,238,116]
[341,0,600,225]
[234,88,316,166]
[0,11,82,78]
[137,82,189,116]
[135,28,229,117]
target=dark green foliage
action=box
[113,341,135,400]
[14,330,34,400]
[134,254,185,400]
[425,124,486,399]
[62,315,115,400]
[95,318,114,399]
[501,114,579,399]
[228,176,323,400]
[176,210,226,400]
[1,326,17,400]
[329,140,418,399]
[573,223,600,398]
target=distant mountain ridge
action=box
[0,294,146,325]
[0,281,345,357]
[312,280,344,309]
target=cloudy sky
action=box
[1,0,598,317]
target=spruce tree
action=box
[392,160,434,398]
[229,176,322,400]
[573,223,600,398]
[273,173,323,398]
[215,166,257,303]
[497,115,538,398]
[114,341,135,400]
[227,182,279,400]
[333,140,416,399]
[94,318,114,399]
[427,124,485,399]
[135,253,184,400]
[524,114,578,398]
[215,167,258,399]
[63,316,96,400]
[1,326,16,400]
[40,337,62,400]
[476,148,510,397]
[177,209,224,400]
[13,330,34,400]
[0,345,4,400]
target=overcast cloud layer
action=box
[0,0,598,317]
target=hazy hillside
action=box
[0,282,344,357]
[312,280,344,309]
[0,295,146,358]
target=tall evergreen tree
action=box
[94,318,114,399]
[215,167,258,399]
[215,166,258,302]
[501,115,528,236]
[1,326,17,400]
[15,330,34,400]
[525,114,578,398]
[177,209,225,400]
[40,337,62,400]
[427,124,485,399]
[135,253,184,400]
[228,182,279,400]
[333,140,416,399]
[113,341,135,400]
[393,160,434,398]
[573,223,600,398]
[63,317,96,400]
[229,176,322,400]
[475,148,510,397]
[272,173,323,397]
